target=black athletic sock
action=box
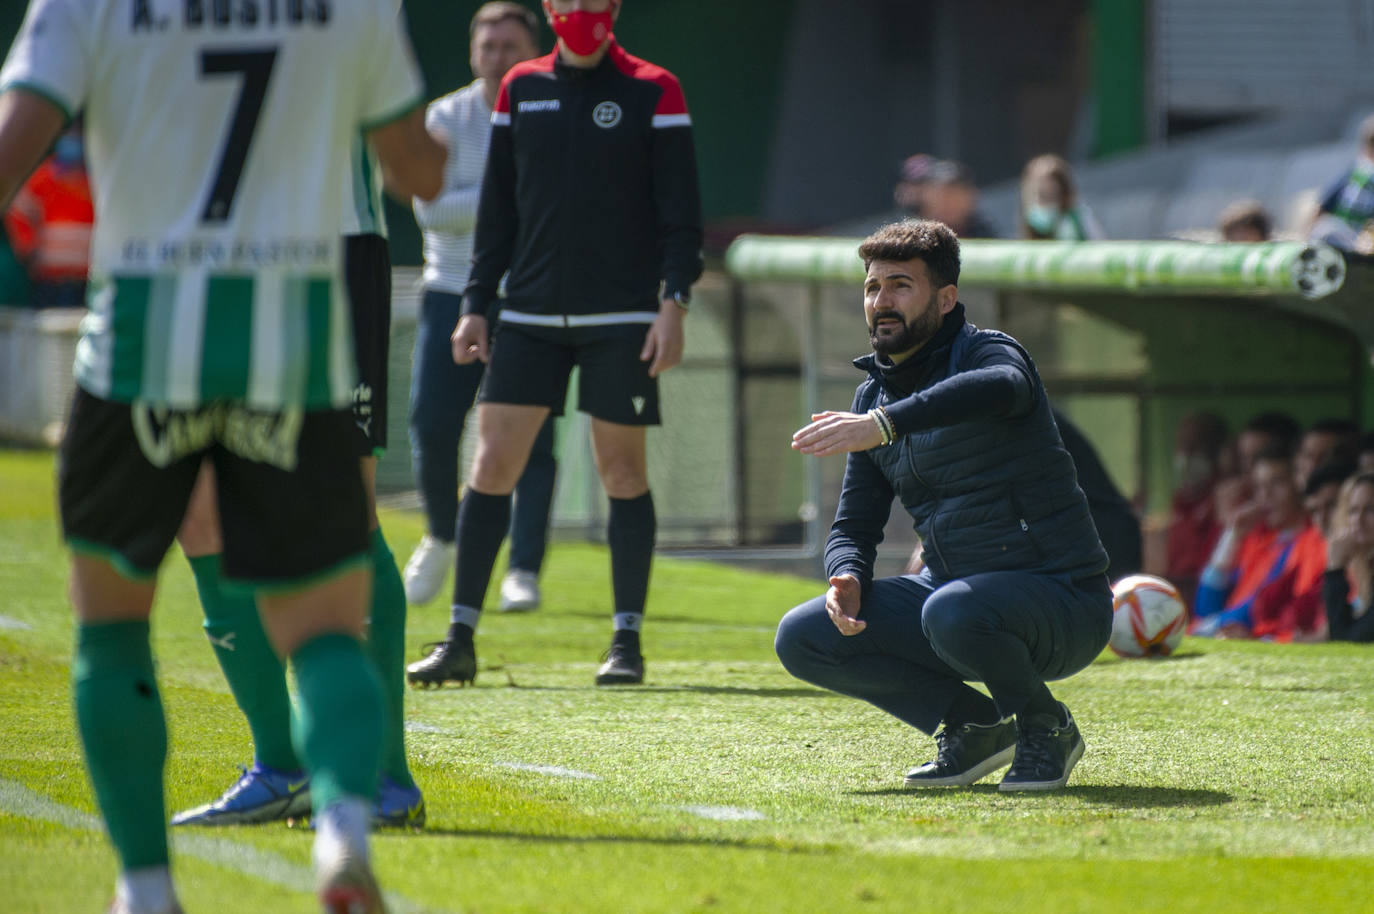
[1019,683,1062,725]
[944,687,1002,728]
[446,490,511,643]
[608,492,655,621]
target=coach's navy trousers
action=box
[775,570,1112,733]
[408,288,557,573]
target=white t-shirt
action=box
[0,0,422,409]
[414,79,492,294]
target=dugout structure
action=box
[724,238,1369,577]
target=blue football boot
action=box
[372,775,426,829]
[170,762,311,826]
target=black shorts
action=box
[58,388,370,586]
[479,322,660,426]
[344,232,391,456]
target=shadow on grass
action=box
[499,682,832,698]
[393,827,784,850]
[850,783,1232,808]
[1096,650,1208,664]
[555,608,773,628]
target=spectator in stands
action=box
[1193,446,1326,641]
[923,159,999,238]
[1356,431,1374,475]
[1018,154,1104,241]
[1294,418,1359,492]
[1166,410,1231,606]
[1307,113,1374,252]
[893,154,935,220]
[2,120,92,306]
[1304,461,1355,539]
[1217,200,1273,242]
[1321,472,1374,642]
[1214,410,1302,526]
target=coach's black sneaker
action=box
[999,702,1084,792]
[595,634,644,686]
[903,717,1017,787]
[405,631,476,689]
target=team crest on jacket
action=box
[593,101,622,128]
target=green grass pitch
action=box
[1,448,1371,913]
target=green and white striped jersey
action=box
[344,133,388,240]
[0,0,422,409]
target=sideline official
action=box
[407,0,702,689]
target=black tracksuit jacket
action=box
[461,41,703,325]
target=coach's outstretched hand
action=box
[452,314,490,364]
[792,411,884,457]
[825,574,866,635]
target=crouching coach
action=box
[776,220,1112,792]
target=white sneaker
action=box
[498,569,541,612]
[402,535,454,605]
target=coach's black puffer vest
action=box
[853,321,1109,583]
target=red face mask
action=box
[549,8,614,56]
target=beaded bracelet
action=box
[867,406,895,446]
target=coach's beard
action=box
[869,295,942,359]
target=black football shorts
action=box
[58,388,370,586]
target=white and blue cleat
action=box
[170,762,311,826]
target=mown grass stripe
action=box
[0,780,448,914]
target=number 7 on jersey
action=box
[199,47,277,224]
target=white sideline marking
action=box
[0,779,445,914]
[678,805,766,822]
[0,614,32,630]
[405,722,445,733]
[495,762,600,780]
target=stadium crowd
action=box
[1163,410,1374,642]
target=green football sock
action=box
[73,620,169,870]
[290,632,383,812]
[366,529,416,789]
[188,554,300,772]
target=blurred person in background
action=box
[893,153,934,220]
[404,2,556,613]
[1217,200,1272,242]
[1355,431,1374,475]
[3,118,91,306]
[1051,407,1140,581]
[1018,154,1103,241]
[1307,113,1374,252]
[1213,410,1302,527]
[1321,472,1374,642]
[1304,461,1355,540]
[1166,410,1231,607]
[1193,446,1326,641]
[1294,418,1359,492]
[923,159,999,239]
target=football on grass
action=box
[1109,574,1188,658]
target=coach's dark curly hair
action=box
[857,219,961,288]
